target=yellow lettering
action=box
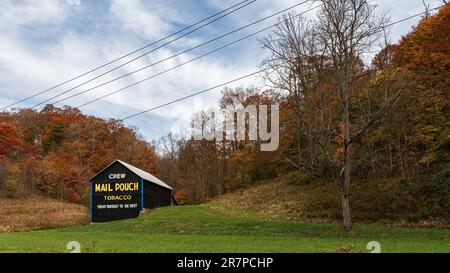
[114,182,139,192]
[103,194,132,201]
[95,183,113,192]
[96,182,139,193]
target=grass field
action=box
[0,205,448,253]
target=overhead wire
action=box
[0,0,257,111]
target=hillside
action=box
[208,171,450,226]
[0,205,448,253]
[0,106,157,204]
[0,194,88,232]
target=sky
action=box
[0,0,444,141]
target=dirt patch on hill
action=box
[0,194,89,232]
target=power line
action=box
[0,0,256,111]
[76,5,321,108]
[70,3,443,110]
[121,69,265,121]
[10,2,447,125]
[48,1,314,108]
[385,5,443,28]
[31,0,256,108]
[117,4,447,123]
[360,5,445,54]
[30,0,258,109]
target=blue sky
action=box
[0,0,444,140]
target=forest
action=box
[0,2,448,228]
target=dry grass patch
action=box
[208,171,450,227]
[208,172,334,222]
[0,194,88,232]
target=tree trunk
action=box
[341,178,352,231]
[342,84,353,231]
[341,137,352,231]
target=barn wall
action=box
[143,181,172,209]
[91,161,142,222]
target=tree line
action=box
[0,105,156,203]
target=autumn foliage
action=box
[0,123,20,159]
[0,105,157,203]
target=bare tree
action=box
[261,0,407,230]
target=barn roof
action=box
[91,159,172,190]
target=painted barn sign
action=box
[90,160,173,223]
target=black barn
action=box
[89,159,173,223]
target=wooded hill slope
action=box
[156,4,449,223]
[209,171,449,226]
[0,106,157,203]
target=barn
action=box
[89,159,173,223]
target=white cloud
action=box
[109,0,177,40]
[0,0,69,29]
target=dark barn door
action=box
[91,162,142,222]
[143,181,172,209]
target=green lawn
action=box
[0,205,448,253]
